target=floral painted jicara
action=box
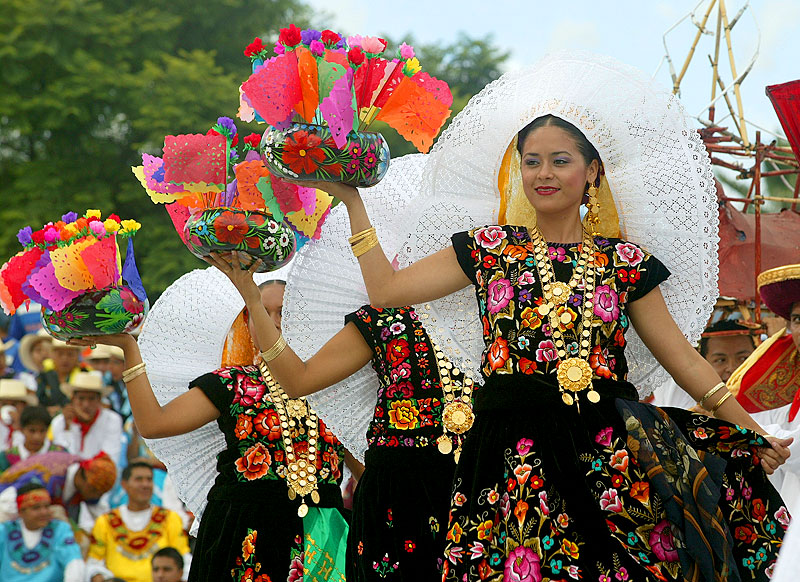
[239,26,452,186]
[133,116,338,267]
[0,210,147,340]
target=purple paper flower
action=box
[61,211,78,223]
[17,226,33,246]
[215,116,237,137]
[309,40,324,56]
[300,29,322,45]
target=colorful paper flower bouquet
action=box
[133,117,336,270]
[239,26,453,187]
[0,211,148,340]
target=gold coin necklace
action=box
[529,226,601,407]
[257,360,321,517]
[432,341,475,463]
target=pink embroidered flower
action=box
[599,488,623,513]
[538,491,549,516]
[503,545,542,582]
[389,362,412,383]
[775,506,790,528]
[487,278,514,313]
[649,520,679,562]
[548,246,568,262]
[474,226,507,249]
[610,450,629,472]
[517,271,535,286]
[615,242,644,267]
[288,555,304,582]
[594,285,619,323]
[615,567,630,581]
[535,340,558,362]
[557,512,570,528]
[501,492,511,517]
[595,427,614,447]
[232,374,266,407]
[516,438,534,456]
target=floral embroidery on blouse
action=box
[347,306,474,450]
[452,225,670,380]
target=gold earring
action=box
[586,185,600,236]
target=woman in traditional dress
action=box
[67,268,349,582]
[209,154,477,581]
[280,53,794,580]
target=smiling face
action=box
[72,390,102,422]
[519,124,599,222]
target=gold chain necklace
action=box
[529,226,601,406]
[432,341,475,463]
[257,360,321,517]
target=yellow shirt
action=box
[89,506,189,582]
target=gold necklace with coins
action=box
[431,341,475,463]
[257,360,321,517]
[529,226,601,406]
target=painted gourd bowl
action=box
[260,123,391,188]
[41,286,149,340]
[183,208,296,272]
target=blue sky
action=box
[306,0,799,142]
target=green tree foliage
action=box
[0,0,311,299]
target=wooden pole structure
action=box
[708,3,724,122]
[674,0,718,94]
[719,0,750,146]
[753,130,762,323]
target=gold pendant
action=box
[297,502,309,518]
[442,401,475,434]
[454,446,461,464]
[548,282,571,305]
[311,490,320,504]
[437,434,453,455]
[286,398,308,419]
[287,487,297,500]
[587,389,601,404]
[557,357,593,393]
[562,392,574,406]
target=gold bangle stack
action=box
[260,335,288,362]
[122,362,146,384]
[711,390,733,414]
[349,227,379,258]
[699,382,726,410]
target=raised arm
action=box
[207,253,374,398]
[66,335,219,439]
[629,287,793,473]
[293,182,471,307]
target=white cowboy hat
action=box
[18,329,52,372]
[85,345,112,361]
[0,379,38,405]
[61,371,112,399]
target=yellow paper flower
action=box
[85,209,102,219]
[404,57,421,75]
[63,223,79,236]
[104,218,121,233]
[120,219,141,234]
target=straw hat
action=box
[0,379,38,405]
[18,329,53,372]
[85,345,112,361]
[61,371,112,399]
[50,338,81,352]
[0,338,15,352]
[758,264,800,321]
[106,346,125,361]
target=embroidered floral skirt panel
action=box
[442,377,788,582]
[347,447,456,581]
[189,481,346,582]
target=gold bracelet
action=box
[122,362,145,379]
[699,382,725,409]
[711,390,733,414]
[260,335,288,362]
[348,226,376,246]
[123,366,147,383]
[352,233,379,258]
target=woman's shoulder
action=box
[595,237,657,263]
[454,224,527,249]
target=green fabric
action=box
[303,506,348,582]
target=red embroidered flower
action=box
[487,337,510,371]
[282,130,325,175]
[214,211,249,245]
[235,442,272,480]
[589,345,613,379]
[232,375,266,407]
[404,539,415,552]
[234,414,253,440]
[752,498,767,521]
[518,357,537,375]
[253,409,281,441]
[386,338,410,365]
[630,481,650,504]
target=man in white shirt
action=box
[0,379,36,452]
[49,371,122,462]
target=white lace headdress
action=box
[139,265,290,534]
[395,51,719,397]
[282,154,429,463]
